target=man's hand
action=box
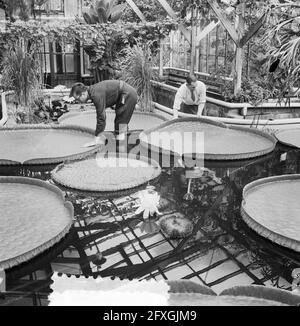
[83,135,106,148]
[197,103,205,116]
[173,108,179,119]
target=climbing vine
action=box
[0,19,177,80]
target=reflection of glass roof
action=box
[2,146,300,306]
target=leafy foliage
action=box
[0,44,44,123]
[121,0,184,22]
[0,45,41,106]
[81,0,127,80]
[218,43,285,106]
[0,19,176,82]
[199,0,300,103]
[169,0,272,26]
[82,0,126,24]
[222,77,275,106]
[1,0,31,22]
[265,3,300,97]
[120,42,159,112]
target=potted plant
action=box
[0,45,43,124]
[119,42,159,112]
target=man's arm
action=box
[93,94,106,136]
[83,89,107,147]
[197,103,205,116]
[173,85,185,119]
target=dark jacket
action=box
[88,80,123,136]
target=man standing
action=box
[173,74,206,119]
[69,80,138,146]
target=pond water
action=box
[1,139,300,306]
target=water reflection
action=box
[1,146,300,305]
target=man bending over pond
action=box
[70,80,138,147]
[173,74,206,119]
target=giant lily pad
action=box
[58,110,167,132]
[139,117,276,160]
[51,154,161,193]
[0,177,73,270]
[241,174,300,252]
[167,293,288,306]
[275,128,300,148]
[220,285,300,306]
[0,124,101,165]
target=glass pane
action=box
[35,0,64,12]
[51,0,64,11]
[55,42,62,53]
[65,54,75,73]
[54,54,63,73]
[65,44,74,53]
[83,51,91,75]
[199,57,207,73]
[34,2,47,10]
[41,53,51,73]
[208,55,215,74]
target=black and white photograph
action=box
[0,0,300,310]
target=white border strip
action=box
[0,91,13,126]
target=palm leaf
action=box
[82,12,93,24]
[88,6,100,23]
[120,43,158,112]
[106,0,116,13]
[96,6,108,23]
[109,3,126,23]
[97,0,110,11]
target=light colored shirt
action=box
[173,80,206,111]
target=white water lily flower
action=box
[54,85,67,91]
[63,96,75,103]
[135,188,161,220]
